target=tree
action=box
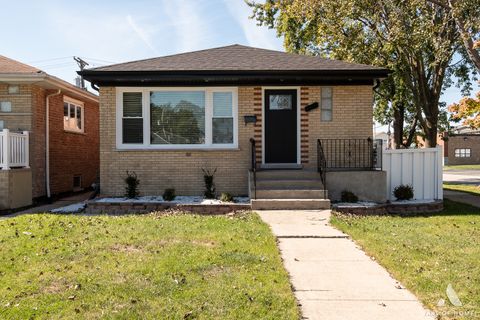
[449,91,480,128]
[248,0,478,147]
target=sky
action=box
[1,0,477,127]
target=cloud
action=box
[223,0,283,50]
[126,15,159,55]
[160,0,212,53]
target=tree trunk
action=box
[392,104,405,149]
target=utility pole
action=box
[73,56,89,89]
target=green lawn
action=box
[331,200,480,319]
[444,164,480,171]
[0,212,299,319]
[444,182,480,196]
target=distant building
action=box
[443,126,480,165]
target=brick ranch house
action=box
[80,45,390,209]
[0,56,99,210]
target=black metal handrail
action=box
[249,138,257,199]
[317,139,327,199]
[318,138,382,170]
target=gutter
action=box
[45,89,61,200]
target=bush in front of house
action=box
[393,184,414,200]
[163,188,176,201]
[125,171,140,199]
[202,168,217,199]
[341,190,358,203]
[220,192,234,203]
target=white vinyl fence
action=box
[382,147,443,201]
[0,129,30,170]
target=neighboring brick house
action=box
[443,126,480,165]
[80,45,389,209]
[0,55,99,209]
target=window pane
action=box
[0,120,4,130]
[123,92,142,117]
[69,104,75,118]
[322,110,332,121]
[123,118,143,143]
[150,91,205,145]
[76,106,82,130]
[322,98,332,110]
[213,118,233,144]
[269,95,292,110]
[1,101,12,112]
[213,92,233,117]
[322,87,332,98]
[64,102,69,117]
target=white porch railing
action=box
[0,129,30,170]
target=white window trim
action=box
[64,96,85,133]
[116,87,238,150]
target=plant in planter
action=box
[393,184,414,200]
[202,168,217,199]
[341,190,358,203]
[125,171,140,199]
[220,192,234,203]
[163,188,176,201]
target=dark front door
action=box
[264,89,297,164]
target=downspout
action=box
[45,89,61,200]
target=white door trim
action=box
[261,86,301,165]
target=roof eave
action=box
[79,69,390,87]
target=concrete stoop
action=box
[250,169,331,210]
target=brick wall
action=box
[47,92,99,195]
[99,85,374,196]
[447,135,480,165]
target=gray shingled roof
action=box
[88,44,386,72]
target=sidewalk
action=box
[444,189,480,208]
[258,210,434,320]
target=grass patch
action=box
[444,182,480,196]
[0,212,299,319]
[444,164,480,171]
[331,200,480,319]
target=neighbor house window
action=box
[8,85,19,94]
[64,97,84,133]
[0,120,4,130]
[118,88,238,149]
[0,101,12,112]
[454,148,471,157]
[320,87,332,121]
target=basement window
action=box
[64,97,84,133]
[73,175,82,190]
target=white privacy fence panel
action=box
[382,147,443,200]
[0,129,30,170]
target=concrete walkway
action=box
[258,210,434,320]
[444,189,480,208]
[0,191,93,219]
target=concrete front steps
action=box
[250,169,331,210]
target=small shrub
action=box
[202,168,217,199]
[341,190,358,203]
[220,192,234,203]
[393,184,414,200]
[163,188,176,201]
[125,171,140,199]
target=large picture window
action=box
[117,88,238,149]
